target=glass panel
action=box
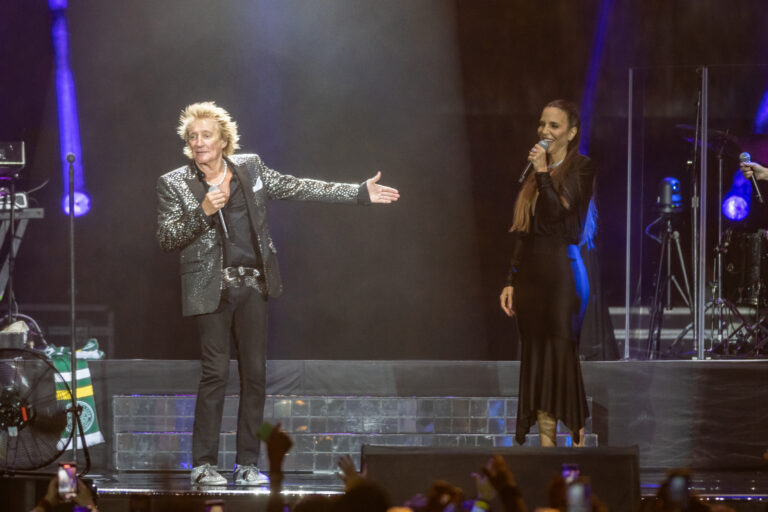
[624,65,768,359]
[704,65,768,357]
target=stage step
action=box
[113,395,596,471]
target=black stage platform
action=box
[82,359,768,470]
[3,359,767,511]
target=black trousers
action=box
[192,285,268,467]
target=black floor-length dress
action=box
[507,154,596,445]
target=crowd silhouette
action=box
[29,426,747,511]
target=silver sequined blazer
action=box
[156,153,364,316]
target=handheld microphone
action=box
[740,152,764,204]
[66,153,76,163]
[209,184,230,239]
[518,139,550,183]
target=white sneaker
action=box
[190,463,227,486]
[233,464,269,485]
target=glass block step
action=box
[113,432,599,471]
[113,395,593,435]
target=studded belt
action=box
[221,266,264,291]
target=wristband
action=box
[471,499,490,511]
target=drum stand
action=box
[709,147,736,354]
[646,214,693,359]
[720,231,768,356]
[753,306,768,356]
[705,232,758,356]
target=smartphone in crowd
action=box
[57,461,77,502]
[561,463,580,484]
[668,474,690,508]
[566,477,591,512]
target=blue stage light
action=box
[578,0,612,155]
[754,89,768,134]
[721,170,752,221]
[50,1,89,216]
[576,0,612,251]
[62,192,91,217]
[722,196,749,221]
[48,0,67,10]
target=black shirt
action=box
[198,164,262,270]
[220,173,261,269]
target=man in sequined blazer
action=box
[156,102,399,486]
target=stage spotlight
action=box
[722,170,751,221]
[50,0,89,217]
[722,196,748,221]
[62,192,91,217]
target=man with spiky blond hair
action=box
[157,102,399,486]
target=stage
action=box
[4,1,768,510]
[3,359,766,511]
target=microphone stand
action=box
[66,154,91,474]
[68,154,79,462]
[690,86,702,356]
[5,168,20,326]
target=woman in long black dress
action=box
[499,100,595,447]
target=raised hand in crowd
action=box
[266,423,293,484]
[336,454,367,491]
[477,455,528,512]
[423,480,464,512]
[401,480,463,512]
[472,466,498,504]
[264,423,293,512]
[480,455,517,493]
[30,476,98,512]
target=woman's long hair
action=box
[510,100,581,233]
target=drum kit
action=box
[723,230,768,308]
[708,228,768,355]
[670,126,768,357]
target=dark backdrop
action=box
[1,0,766,360]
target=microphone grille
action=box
[739,152,751,163]
[539,139,550,150]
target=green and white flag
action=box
[46,340,105,449]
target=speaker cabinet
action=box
[362,445,640,512]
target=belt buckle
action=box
[237,266,245,276]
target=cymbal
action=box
[675,124,740,157]
[675,124,739,142]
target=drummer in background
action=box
[740,160,768,181]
